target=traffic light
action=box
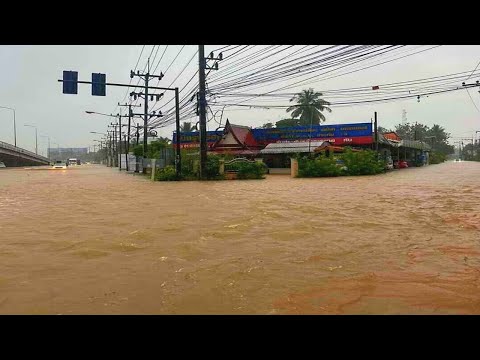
[63,71,78,94]
[92,73,106,96]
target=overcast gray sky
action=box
[1,45,480,155]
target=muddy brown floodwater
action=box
[1,161,480,314]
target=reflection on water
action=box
[0,162,479,314]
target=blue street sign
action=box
[62,71,78,94]
[92,73,106,96]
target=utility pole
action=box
[175,87,181,176]
[118,113,122,170]
[108,123,117,167]
[374,111,378,154]
[308,112,313,153]
[198,45,207,178]
[118,103,141,172]
[123,134,128,171]
[107,131,113,166]
[135,124,140,146]
[197,46,223,178]
[129,60,164,172]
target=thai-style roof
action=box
[382,131,402,141]
[212,120,261,150]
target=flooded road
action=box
[1,162,480,314]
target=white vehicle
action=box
[53,160,67,169]
[0,161,6,168]
[68,158,80,166]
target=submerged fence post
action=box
[151,159,156,181]
[290,157,298,177]
[219,159,225,175]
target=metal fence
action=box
[141,148,175,169]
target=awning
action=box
[378,134,401,147]
[400,139,431,151]
[212,149,260,156]
[260,141,331,154]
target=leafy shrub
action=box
[297,156,342,177]
[155,165,179,181]
[429,152,446,164]
[180,149,199,179]
[205,154,224,180]
[226,161,267,179]
[340,148,385,176]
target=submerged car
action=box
[52,160,67,169]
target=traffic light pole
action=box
[59,73,186,176]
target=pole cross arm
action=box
[58,79,175,92]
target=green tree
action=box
[394,122,454,156]
[180,122,195,132]
[261,122,274,129]
[426,124,454,155]
[132,137,171,158]
[378,126,392,134]
[394,122,428,141]
[275,118,301,128]
[286,88,332,125]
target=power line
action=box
[111,45,146,114]
[465,88,480,113]
[465,58,480,81]
[218,45,440,107]
[150,49,199,111]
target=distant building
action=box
[48,147,88,160]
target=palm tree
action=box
[286,88,332,126]
[180,122,195,132]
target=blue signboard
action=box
[251,123,372,143]
[172,131,220,147]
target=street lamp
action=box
[0,106,16,147]
[52,142,61,160]
[85,110,116,117]
[40,135,51,159]
[90,131,107,136]
[24,124,38,155]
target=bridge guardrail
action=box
[0,141,50,162]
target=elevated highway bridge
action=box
[0,141,50,167]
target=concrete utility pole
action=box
[198,45,208,178]
[197,46,222,178]
[129,59,164,172]
[118,113,122,170]
[118,103,141,172]
[175,87,181,176]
